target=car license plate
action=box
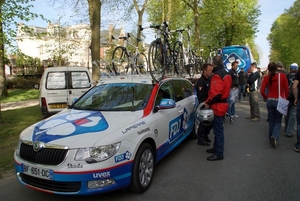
[49,103,67,109]
[21,163,53,180]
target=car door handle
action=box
[178,109,183,114]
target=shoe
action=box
[207,154,224,161]
[230,116,234,124]
[251,117,260,122]
[206,148,214,153]
[234,114,239,118]
[286,134,293,138]
[294,147,300,153]
[224,113,229,122]
[246,116,254,119]
[198,141,210,146]
[204,136,211,143]
[271,136,277,148]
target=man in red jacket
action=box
[204,56,232,161]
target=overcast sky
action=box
[26,0,296,68]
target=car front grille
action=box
[20,173,81,192]
[20,143,68,165]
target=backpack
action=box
[287,73,296,100]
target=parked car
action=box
[38,66,93,118]
[14,74,198,195]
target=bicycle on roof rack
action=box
[207,46,221,64]
[173,27,196,78]
[141,21,176,83]
[192,48,205,75]
[111,33,148,75]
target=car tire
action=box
[129,143,154,193]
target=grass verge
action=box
[0,89,39,103]
[0,105,43,179]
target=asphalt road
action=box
[1,98,299,201]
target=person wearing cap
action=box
[276,61,287,74]
[246,62,261,122]
[285,63,298,137]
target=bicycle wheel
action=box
[148,40,164,82]
[135,53,148,74]
[173,41,185,76]
[188,53,196,78]
[112,46,130,75]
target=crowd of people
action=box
[194,56,300,161]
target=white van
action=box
[38,66,93,117]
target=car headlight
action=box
[15,140,22,156]
[75,142,121,163]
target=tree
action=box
[0,0,45,123]
[199,0,260,51]
[268,0,300,68]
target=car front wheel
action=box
[129,143,154,193]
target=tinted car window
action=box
[73,83,153,111]
[171,80,185,102]
[181,80,193,98]
[155,81,174,105]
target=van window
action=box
[46,72,66,89]
[46,71,91,90]
[71,72,91,88]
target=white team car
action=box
[14,75,198,195]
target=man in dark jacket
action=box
[285,63,298,137]
[195,63,213,146]
[238,67,247,101]
[246,62,261,122]
[204,56,231,161]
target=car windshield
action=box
[72,83,153,111]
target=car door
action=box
[152,80,186,161]
[171,79,196,133]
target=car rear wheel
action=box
[129,143,154,193]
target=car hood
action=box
[20,109,144,148]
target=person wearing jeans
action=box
[226,61,239,124]
[285,63,298,137]
[238,68,247,101]
[292,66,300,153]
[204,56,231,161]
[261,62,289,148]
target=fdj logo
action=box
[169,116,183,143]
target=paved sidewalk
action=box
[1,99,39,111]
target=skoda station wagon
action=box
[14,74,198,195]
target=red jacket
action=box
[205,65,232,116]
[260,72,289,100]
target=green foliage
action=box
[0,106,42,179]
[268,0,300,68]
[6,77,40,89]
[2,0,47,48]
[146,0,261,61]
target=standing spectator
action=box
[257,67,263,91]
[260,62,289,148]
[246,62,261,122]
[225,61,239,124]
[285,63,298,137]
[292,65,300,153]
[204,56,231,161]
[195,63,213,146]
[276,61,287,74]
[238,67,247,101]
